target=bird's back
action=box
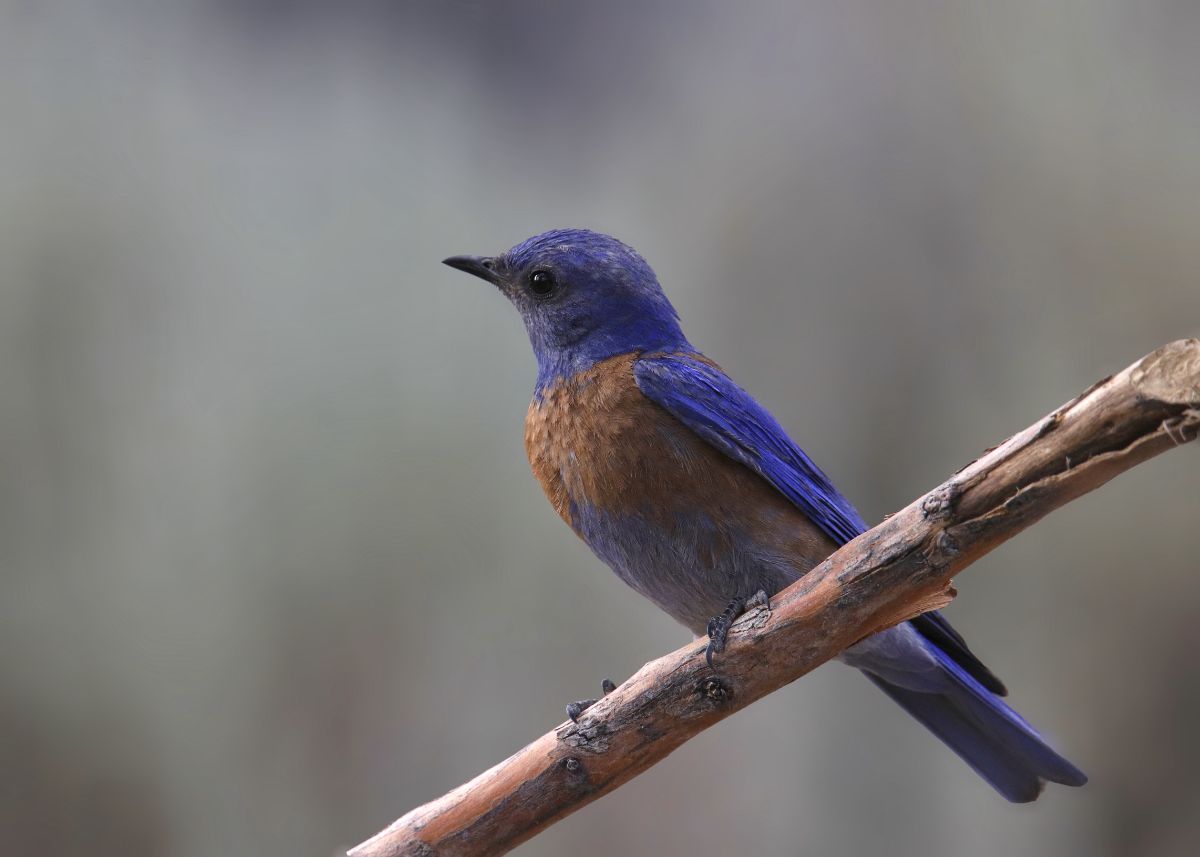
[524,352,836,633]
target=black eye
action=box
[528,269,557,297]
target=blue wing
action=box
[633,352,868,543]
[633,351,1005,694]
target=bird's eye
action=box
[528,269,557,297]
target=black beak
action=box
[442,255,502,286]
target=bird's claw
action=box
[745,589,770,611]
[566,678,617,722]
[705,590,770,667]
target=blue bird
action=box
[444,229,1086,802]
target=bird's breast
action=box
[524,353,834,631]
[524,353,666,528]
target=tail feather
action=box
[862,650,1087,803]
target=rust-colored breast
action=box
[524,354,649,529]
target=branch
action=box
[351,339,1200,857]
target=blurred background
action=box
[1,2,1198,855]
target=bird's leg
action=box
[705,595,745,667]
[566,678,617,723]
[706,590,771,667]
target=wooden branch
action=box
[351,339,1200,857]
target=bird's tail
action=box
[862,651,1087,802]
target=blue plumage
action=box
[444,228,1086,802]
[634,352,868,544]
[504,229,691,394]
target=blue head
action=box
[444,229,691,391]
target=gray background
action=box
[2,2,1198,856]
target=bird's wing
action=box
[633,351,1006,695]
[633,352,868,543]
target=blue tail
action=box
[862,647,1087,802]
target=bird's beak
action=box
[442,255,502,286]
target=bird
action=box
[443,228,1086,802]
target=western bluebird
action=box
[444,229,1085,801]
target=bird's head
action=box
[444,229,690,390]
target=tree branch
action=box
[350,339,1200,857]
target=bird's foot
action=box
[705,590,770,667]
[566,678,617,723]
